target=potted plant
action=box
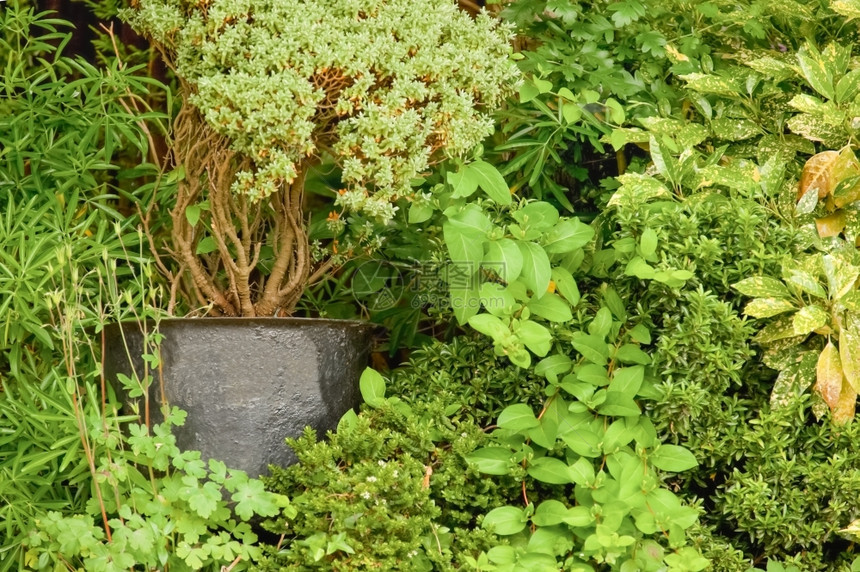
[105,0,519,475]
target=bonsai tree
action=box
[123,0,519,316]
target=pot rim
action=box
[104,316,377,331]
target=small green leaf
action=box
[588,307,613,339]
[639,227,658,259]
[650,445,698,472]
[568,457,595,485]
[628,324,651,344]
[625,256,656,280]
[232,479,282,520]
[516,319,553,356]
[498,403,540,432]
[195,236,218,255]
[534,77,553,93]
[359,368,386,405]
[528,293,573,323]
[185,204,201,227]
[562,102,582,123]
[482,506,528,535]
[408,201,434,224]
[518,241,552,298]
[466,447,514,475]
[563,506,595,527]
[533,500,570,526]
[543,219,594,253]
[552,267,580,306]
[609,366,645,397]
[515,201,559,227]
[615,344,651,365]
[571,332,610,364]
[535,354,573,383]
[528,457,573,484]
[468,314,509,340]
[484,239,523,283]
[519,82,540,103]
[598,393,641,417]
[448,168,478,198]
[470,160,512,205]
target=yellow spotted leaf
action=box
[798,150,838,201]
[815,341,844,410]
[840,316,860,393]
[743,298,796,319]
[792,305,829,335]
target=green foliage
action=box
[261,366,516,571]
[0,4,167,567]
[123,0,519,211]
[387,336,546,424]
[24,404,293,571]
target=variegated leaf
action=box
[762,338,805,370]
[792,305,830,335]
[680,73,738,96]
[797,44,836,100]
[786,269,827,298]
[841,291,860,312]
[796,185,820,215]
[787,114,846,147]
[771,351,817,409]
[710,118,760,141]
[745,56,794,82]
[815,341,844,410]
[840,314,860,393]
[733,276,791,299]
[833,0,860,21]
[755,315,801,344]
[609,173,672,207]
[841,518,860,542]
[823,253,860,300]
[744,298,797,319]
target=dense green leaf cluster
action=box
[123,0,519,215]
[261,365,517,571]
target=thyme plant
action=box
[123,0,519,316]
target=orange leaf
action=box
[815,341,844,410]
[816,211,847,237]
[798,150,839,201]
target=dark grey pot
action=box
[102,317,373,477]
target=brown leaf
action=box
[833,380,857,424]
[816,211,847,237]
[798,150,839,200]
[815,341,844,409]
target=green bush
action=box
[261,365,517,571]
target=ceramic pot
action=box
[102,317,373,476]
